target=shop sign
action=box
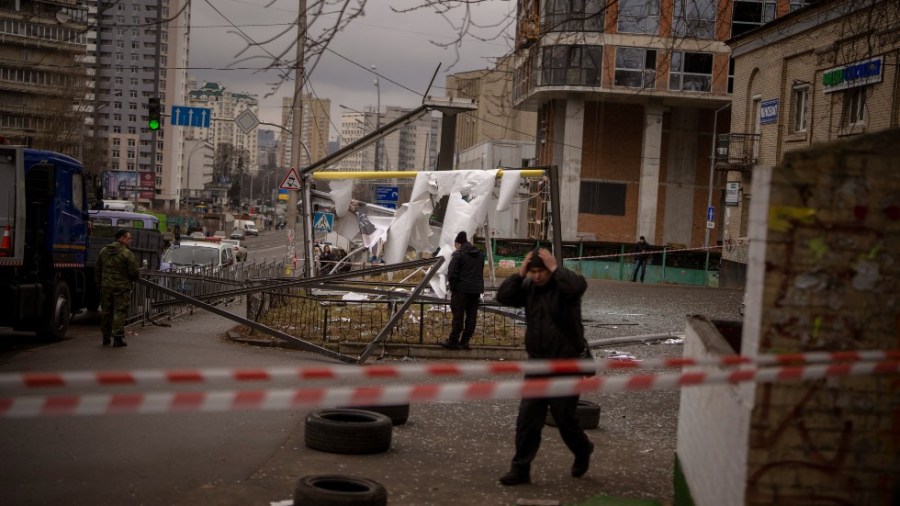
[823,56,883,93]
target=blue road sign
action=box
[707,206,715,221]
[313,212,334,233]
[375,186,399,203]
[171,106,212,128]
[375,185,399,209]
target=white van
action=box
[161,239,235,272]
[234,219,259,236]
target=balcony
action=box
[715,133,760,170]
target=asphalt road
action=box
[0,233,744,505]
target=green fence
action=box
[489,239,720,287]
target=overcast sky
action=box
[188,0,516,138]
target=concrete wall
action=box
[742,127,900,505]
[677,316,754,506]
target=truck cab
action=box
[0,146,90,339]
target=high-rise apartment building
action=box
[186,81,259,177]
[511,0,811,245]
[87,0,190,209]
[0,1,89,160]
[338,106,440,172]
[279,94,330,168]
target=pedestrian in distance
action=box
[495,247,594,486]
[96,229,140,347]
[632,235,650,283]
[439,231,484,350]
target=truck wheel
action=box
[305,409,392,455]
[38,281,71,341]
[293,474,387,506]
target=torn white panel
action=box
[328,179,353,218]
[429,170,499,297]
[410,171,461,201]
[342,292,368,301]
[383,200,429,264]
[496,170,522,212]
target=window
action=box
[540,45,602,86]
[542,0,605,32]
[579,181,627,216]
[615,47,656,88]
[727,58,735,94]
[669,51,713,92]
[618,0,659,34]
[114,76,123,85]
[732,0,776,37]
[674,0,716,38]
[791,85,809,133]
[844,87,866,126]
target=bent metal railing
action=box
[136,257,449,364]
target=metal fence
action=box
[244,282,526,349]
[128,259,289,326]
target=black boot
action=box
[102,336,111,346]
[112,337,127,348]
[571,442,594,478]
[499,465,531,486]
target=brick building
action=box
[718,0,900,287]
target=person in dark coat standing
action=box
[632,235,650,283]
[495,247,594,485]
[439,231,484,350]
[96,229,140,347]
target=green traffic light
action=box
[149,119,160,130]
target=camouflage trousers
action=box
[100,288,132,338]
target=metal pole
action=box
[373,65,381,171]
[548,164,563,266]
[288,0,308,276]
[705,103,731,249]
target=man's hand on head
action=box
[538,248,557,272]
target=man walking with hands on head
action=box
[440,231,484,350]
[96,229,140,347]
[495,247,594,485]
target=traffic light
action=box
[148,97,161,130]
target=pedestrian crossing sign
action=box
[279,168,302,190]
[313,211,333,232]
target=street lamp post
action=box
[372,65,381,171]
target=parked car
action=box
[222,239,247,262]
[229,228,246,240]
[161,239,236,272]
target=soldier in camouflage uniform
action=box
[96,229,140,347]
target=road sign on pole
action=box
[279,168,302,191]
[170,106,211,128]
[313,212,334,233]
[375,185,399,209]
[234,109,260,135]
[707,206,715,222]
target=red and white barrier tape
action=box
[2,350,897,391]
[1,361,896,418]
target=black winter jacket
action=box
[447,242,484,294]
[496,266,587,360]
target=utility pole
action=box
[287,0,310,276]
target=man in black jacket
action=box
[495,247,594,485]
[439,231,484,350]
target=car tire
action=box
[343,404,410,426]
[305,408,392,454]
[293,474,387,506]
[545,400,601,430]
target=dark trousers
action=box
[510,394,592,474]
[100,288,132,339]
[448,291,480,345]
[632,257,647,282]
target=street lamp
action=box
[372,64,381,171]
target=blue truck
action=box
[0,146,94,339]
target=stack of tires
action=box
[298,404,410,505]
